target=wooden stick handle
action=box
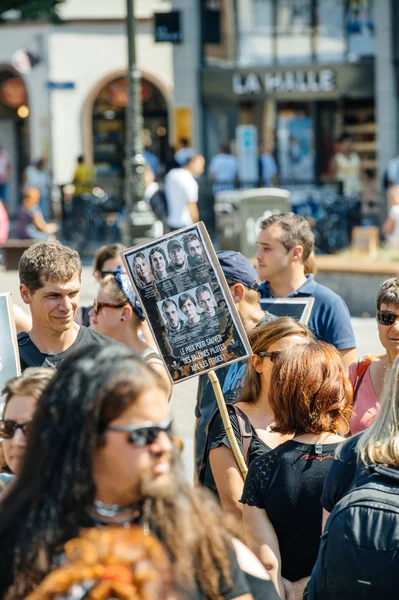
[208,369,248,480]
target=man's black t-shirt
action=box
[241,440,342,582]
[18,326,123,371]
[201,404,271,496]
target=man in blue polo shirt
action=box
[256,212,357,368]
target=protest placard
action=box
[122,223,252,383]
[260,297,315,325]
[0,293,20,388]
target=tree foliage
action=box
[0,0,63,23]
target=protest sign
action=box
[0,293,20,388]
[122,223,252,383]
[260,297,314,325]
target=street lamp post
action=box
[119,0,146,247]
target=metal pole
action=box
[120,0,145,246]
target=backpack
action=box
[307,464,399,599]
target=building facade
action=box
[172,0,397,204]
[0,0,174,214]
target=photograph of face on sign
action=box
[123,223,251,383]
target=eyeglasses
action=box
[377,310,399,326]
[258,350,284,362]
[107,416,173,447]
[92,300,126,315]
[0,419,33,439]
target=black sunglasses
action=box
[92,300,126,315]
[0,419,33,439]
[258,350,284,362]
[377,310,399,326]
[107,416,173,447]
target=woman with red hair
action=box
[241,341,352,600]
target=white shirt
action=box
[164,168,198,228]
[335,152,361,196]
[209,153,238,183]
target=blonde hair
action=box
[2,368,54,411]
[357,355,399,467]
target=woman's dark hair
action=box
[93,243,125,276]
[0,345,168,598]
[269,341,352,435]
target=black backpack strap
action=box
[17,332,46,368]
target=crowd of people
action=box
[0,211,399,598]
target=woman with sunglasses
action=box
[200,318,314,519]
[89,266,171,395]
[0,344,279,600]
[0,368,54,489]
[349,277,399,434]
[241,341,352,600]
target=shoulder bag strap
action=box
[231,405,254,466]
[17,332,46,368]
[353,355,374,404]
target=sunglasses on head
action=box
[107,416,173,447]
[0,419,32,439]
[377,310,399,326]
[92,300,126,315]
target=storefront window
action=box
[276,0,312,64]
[347,0,375,59]
[315,0,346,63]
[277,105,314,183]
[237,0,274,66]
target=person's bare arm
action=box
[383,215,395,236]
[188,201,199,223]
[242,503,284,599]
[32,212,57,234]
[147,356,172,400]
[339,348,357,372]
[209,445,245,520]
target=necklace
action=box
[93,499,138,518]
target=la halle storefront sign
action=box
[232,69,336,95]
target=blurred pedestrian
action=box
[0,198,9,243]
[330,135,361,238]
[164,155,204,230]
[17,188,57,241]
[23,158,51,220]
[382,185,399,247]
[0,143,11,205]
[174,138,194,166]
[165,144,180,174]
[143,145,160,177]
[72,155,95,195]
[259,140,278,187]
[209,143,238,191]
[242,341,352,599]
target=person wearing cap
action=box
[167,238,188,273]
[256,213,356,368]
[194,250,276,478]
